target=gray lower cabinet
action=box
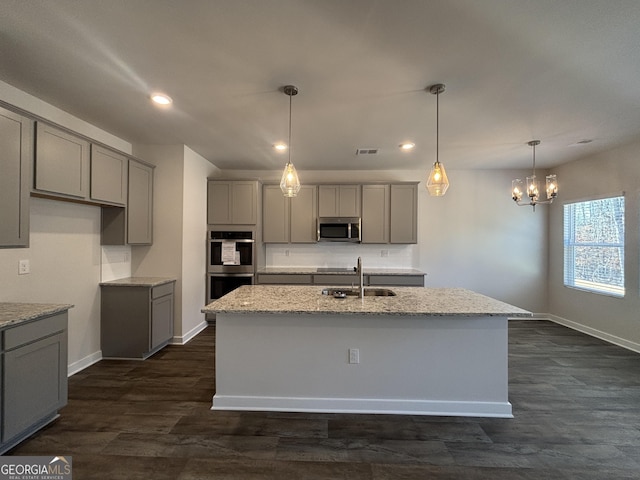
[101,281,175,359]
[368,275,424,286]
[257,274,313,284]
[0,106,32,248]
[1,311,68,454]
[34,122,90,199]
[257,273,424,287]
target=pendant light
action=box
[511,140,558,211]
[280,85,301,197]
[426,83,449,196]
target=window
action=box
[563,196,625,297]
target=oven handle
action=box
[210,239,255,243]
[208,273,255,277]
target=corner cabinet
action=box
[1,309,69,455]
[90,145,128,206]
[208,180,258,225]
[34,122,90,199]
[263,184,317,243]
[0,107,32,248]
[100,279,175,359]
[127,159,154,244]
[361,183,417,244]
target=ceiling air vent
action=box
[356,148,379,155]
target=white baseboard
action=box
[171,320,208,345]
[67,350,102,377]
[211,395,513,418]
[545,313,640,354]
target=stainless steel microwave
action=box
[317,217,361,242]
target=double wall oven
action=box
[207,229,255,303]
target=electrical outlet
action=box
[349,348,360,364]
[285,249,290,257]
[381,249,389,257]
[18,259,30,275]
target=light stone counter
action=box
[202,285,530,317]
[0,302,74,329]
[258,267,425,276]
[99,276,176,287]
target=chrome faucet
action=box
[356,256,364,298]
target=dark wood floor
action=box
[8,320,640,479]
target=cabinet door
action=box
[290,185,317,243]
[361,184,389,244]
[338,185,361,217]
[35,122,89,198]
[128,160,153,244]
[390,184,417,244]
[263,185,289,243]
[0,107,31,247]
[318,185,339,217]
[90,145,127,205]
[151,294,173,350]
[3,333,67,441]
[231,181,258,224]
[318,185,361,217]
[207,181,231,224]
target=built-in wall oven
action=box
[207,229,255,303]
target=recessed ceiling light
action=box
[399,143,415,150]
[274,143,287,151]
[150,93,172,106]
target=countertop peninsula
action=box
[99,276,176,287]
[202,285,530,317]
[0,302,74,329]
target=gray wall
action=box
[548,138,640,351]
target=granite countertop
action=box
[0,302,74,329]
[99,277,176,287]
[202,285,531,317]
[258,267,425,276]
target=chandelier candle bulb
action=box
[512,140,558,209]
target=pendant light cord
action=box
[436,90,439,166]
[288,92,293,166]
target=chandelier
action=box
[511,140,557,210]
[280,85,301,197]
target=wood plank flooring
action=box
[7,320,640,479]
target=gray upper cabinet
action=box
[318,185,361,218]
[390,183,418,244]
[127,159,153,245]
[0,107,31,248]
[361,184,390,244]
[34,122,89,199]
[208,180,258,225]
[290,185,318,243]
[263,184,317,243]
[90,145,127,205]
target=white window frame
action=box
[563,195,625,297]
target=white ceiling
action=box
[2,0,640,171]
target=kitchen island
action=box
[202,286,530,418]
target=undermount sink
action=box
[322,288,396,297]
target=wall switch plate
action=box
[18,259,30,275]
[349,348,360,364]
[381,250,389,257]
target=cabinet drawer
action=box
[257,274,312,284]
[313,274,359,286]
[4,312,67,350]
[152,282,174,299]
[368,275,424,286]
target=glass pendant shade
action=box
[280,162,301,197]
[512,179,524,202]
[426,161,449,197]
[546,174,558,200]
[526,175,539,202]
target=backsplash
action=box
[265,243,416,269]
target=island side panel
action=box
[213,313,511,417]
